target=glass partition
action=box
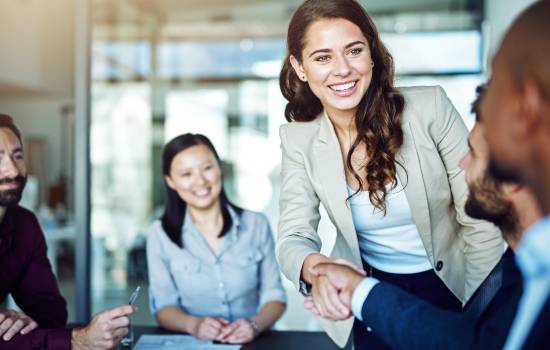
[90,1,485,329]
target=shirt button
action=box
[435,261,444,271]
[219,282,225,289]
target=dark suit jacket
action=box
[360,248,522,350]
[521,294,550,350]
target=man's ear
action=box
[501,182,522,200]
[290,55,307,82]
[520,78,545,133]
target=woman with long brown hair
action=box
[276,0,503,348]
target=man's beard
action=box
[465,173,519,242]
[0,175,27,206]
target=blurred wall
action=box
[0,0,75,200]
[485,0,537,66]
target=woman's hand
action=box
[191,316,229,340]
[0,309,38,341]
[310,273,352,320]
[216,318,256,344]
[303,258,366,321]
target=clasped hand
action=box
[304,259,366,321]
[193,317,256,344]
[0,309,38,341]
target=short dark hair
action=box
[0,114,22,143]
[471,84,486,122]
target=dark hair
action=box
[471,84,486,122]
[280,0,405,212]
[0,114,22,143]
[161,133,242,248]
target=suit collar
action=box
[395,121,433,258]
[313,113,360,258]
[317,110,333,145]
[313,110,434,262]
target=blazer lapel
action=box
[396,121,433,259]
[313,113,360,257]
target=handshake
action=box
[303,256,367,321]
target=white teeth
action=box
[194,188,210,196]
[331,81,355,91]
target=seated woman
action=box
[147,133,286,344]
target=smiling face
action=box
[165,144,222,212]
[290,18,373,119]
[0,128,27,207]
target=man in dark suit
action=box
[480,1,550,349]
[306,86,543,349]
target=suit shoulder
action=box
[398,85,448,124]
[280,118,320,137]
[398,85,443,103]
[279,117,321,151]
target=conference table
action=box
[130,326,340,350]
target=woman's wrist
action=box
[184,315,201,335]
[247,318,260,337]
[301,253,330,284]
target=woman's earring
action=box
[371,61,374,68]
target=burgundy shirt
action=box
[0,205,71,349]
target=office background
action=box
[0,0,535,329]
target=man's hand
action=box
[191,316,229,341]
[71,305,136,350]
[0,310,38,341]
[216,318,256,344]
[308,262,365,320]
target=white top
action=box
[348,178,432,274]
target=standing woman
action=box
[147,133,286,344]
[276,0,503,348]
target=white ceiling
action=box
[92,0,477,40]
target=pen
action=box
[128,286,141,305]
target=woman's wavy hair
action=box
[279,0,405,212]
[161,133,242,248]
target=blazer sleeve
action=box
[11,217,68,328]
[362,282,474,350]
[432,86,504,300]
[276,125,323,290]
[0,328,71,350]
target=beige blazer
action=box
[276,86,504,347]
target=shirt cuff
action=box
[351,277,380,321]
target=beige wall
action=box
[0,0,74,95]
[0,0,75,204]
